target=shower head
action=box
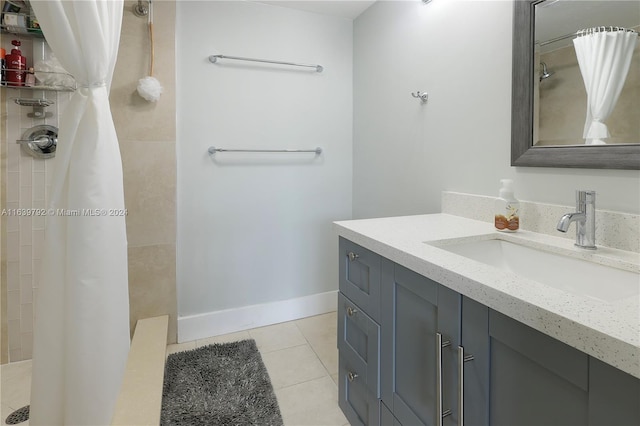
[540,62,554,82]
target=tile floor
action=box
[1,311,347,426]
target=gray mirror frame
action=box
[511,0,640,170]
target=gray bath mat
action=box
[161,339,283,425]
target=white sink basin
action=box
[434,239,640,303]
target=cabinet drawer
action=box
[339,237,381,322]
[338,293,380,396]
[339,353,380,426]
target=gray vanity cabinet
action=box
[463,308,639,426]
[459,297,490,425]
[339,238,381,322]
[380,259,461,426]
[380,402,401,426]
[338,293,381,426]
[487,310,589,426]
[588,357,640,425]
[338,237,382,426]
[337,237,640,426]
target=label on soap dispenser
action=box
[494,215,508,230]
[495,204,519,231]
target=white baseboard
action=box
[177,291,338,343]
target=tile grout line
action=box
[256,342,308,356]
[272,373,334,393]
[262,342,328,391]
[293,321,336,384]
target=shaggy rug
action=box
[161,339,283,425]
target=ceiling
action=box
[258,1,377,20]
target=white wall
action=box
[353,0,640,218]
[176,2,352,320]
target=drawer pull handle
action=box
[457,346,475,426]
[348,252,359,262]
[346,306,358,317]
[347,372,359,382]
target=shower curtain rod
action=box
[208,54,324,72]
[539,26,638,47]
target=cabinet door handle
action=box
[436,332,452,426]
[457,346,475,426]
[346,306,358,317]
[348,252,359,262]
[347,371,358,382]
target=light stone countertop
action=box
[334,213,640,379]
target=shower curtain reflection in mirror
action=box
[573,27,638,145]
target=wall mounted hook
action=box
[411,91,428,103]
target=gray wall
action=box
[176,1,353,317]
[353,0,640,218]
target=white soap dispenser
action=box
[495,179,520,231]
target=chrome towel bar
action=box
[208,54,323,73]
[208,147,322,155]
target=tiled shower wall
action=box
[1,35,72,361]
[1,0,177,363]
[113,0,177,346]
[4,93,70,362]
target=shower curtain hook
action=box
[133,0,149,17]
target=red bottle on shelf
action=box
[5,40,26,86]
[0,47,6,86]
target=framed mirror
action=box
[511,0,640,170]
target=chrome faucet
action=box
[557,190,596,249]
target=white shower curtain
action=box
[28,1,130,424]
[573,29,638,145]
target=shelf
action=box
[2,70,76,92]
[1,83,75,92]
[1,3,73,92]
[1,6,42,38]
[0,23,43,38]
[13,97,54,107]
